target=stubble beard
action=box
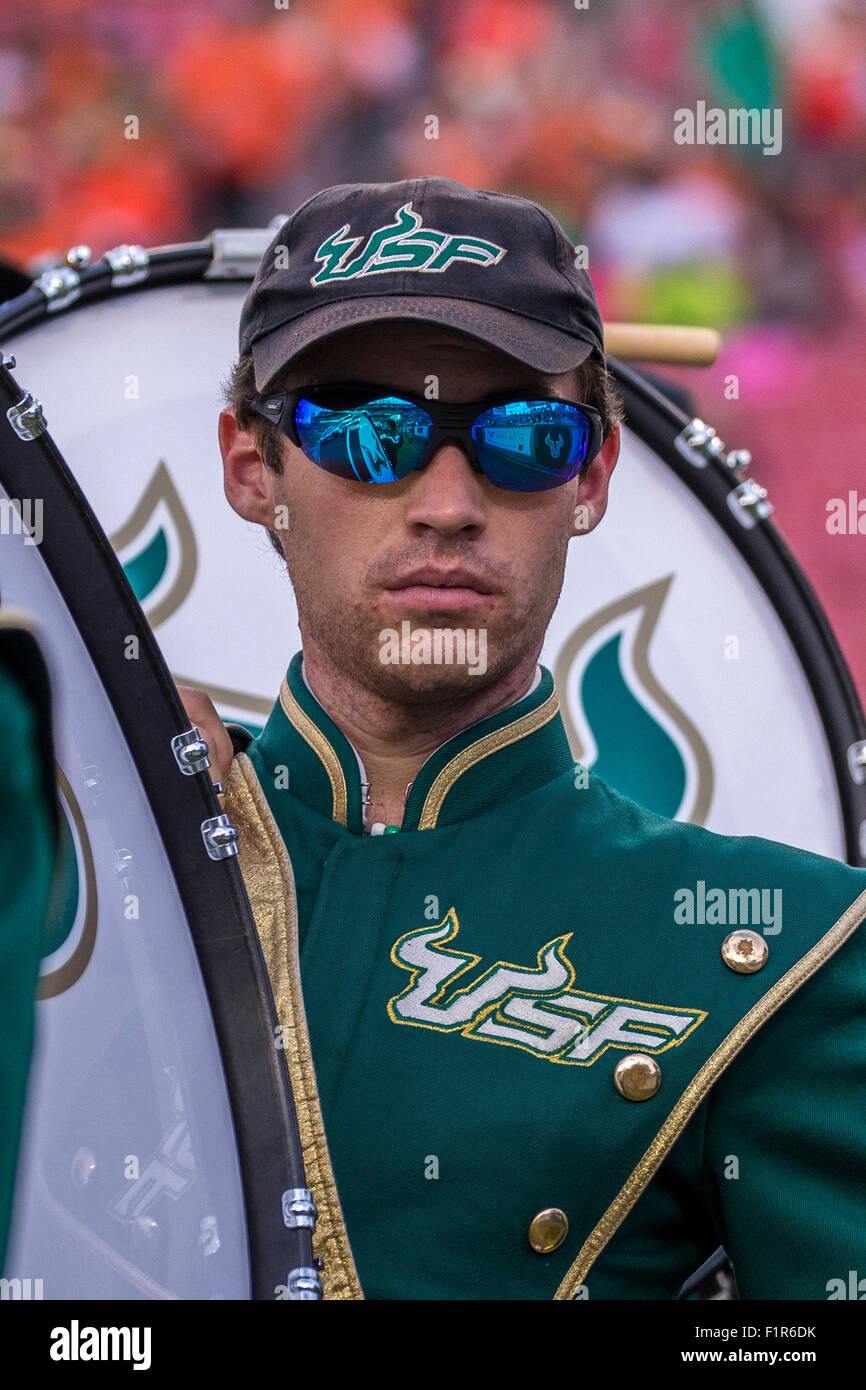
[283,543,568,708]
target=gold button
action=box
[528,1207,568,1254]
[721,929,768,973]
[613,1052,661,1101]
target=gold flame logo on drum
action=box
[109,461,197,628]
[555,576,714,824]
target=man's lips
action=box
[387,568,495,591]
[382,585,494,611]
[382,569,497,612]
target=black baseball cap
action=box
[239,176,605,394]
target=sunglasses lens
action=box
[296,393,431,483]
[472,401,595,491]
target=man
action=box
[183,177,866,1300]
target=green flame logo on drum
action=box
[109,462,267,738]
[109,460,197,627]
[555,576,714,824]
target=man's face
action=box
[220,321,619,702]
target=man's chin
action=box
[360,649,504,704]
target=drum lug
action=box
[33,263,82,313]
[65,244,92,269]
[105,244,150,287]
[284,1265,323,1300]
[281,1187,322,1297]
[200,813,239,860]
[675,418,726,468]
[677,420,754,480]
[171,726,212,775]
[1,352,17,369]
[726,479,772,528]
[725,448,751,478]
[6,391,47,440]
[282,1187,318,1230]
[205,229,277,280]
[847,740,866,785]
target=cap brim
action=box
[249,296,598,393]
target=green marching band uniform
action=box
[0,610,65,1271]
[225,650,866,1301]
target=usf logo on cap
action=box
[311,201,508,285]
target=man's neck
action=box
[299,646,542,831]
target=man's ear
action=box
[570,422,620,537]
[219,407,280,526]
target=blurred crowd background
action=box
[0,0,864,696]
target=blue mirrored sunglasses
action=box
[249,383,604,492]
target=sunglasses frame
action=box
[248,382,605,489]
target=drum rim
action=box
[3,238,863,864]
[0,354,314,1299]
[0,238,231,341]
[611,356,866,868]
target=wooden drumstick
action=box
[603,323,721,366]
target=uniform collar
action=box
[253,650,575,835]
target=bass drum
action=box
[0,343,314,1300]
[1,232,864,870]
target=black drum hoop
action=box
[0,241,215,340]
[0,353,313,1300]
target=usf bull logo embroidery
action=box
[388,909,706,1065]
[312,202,507,285]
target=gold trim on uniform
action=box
[279,675,348,826]
[553,884,866,1300]
[418,691,561,830]
[225,752,363,1299]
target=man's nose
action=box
[401,441,487,533]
